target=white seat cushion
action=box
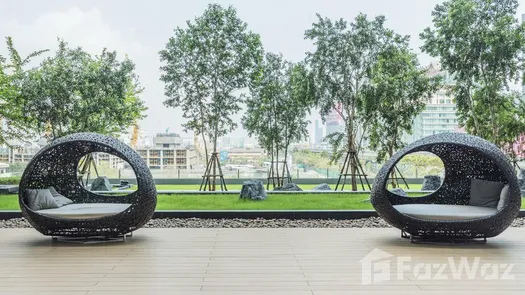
[393,204,498,221]
[37,203,131,220]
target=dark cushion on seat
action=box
[469,179,504,208]
[25,189,59,211]
[49,187,74,207]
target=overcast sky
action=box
[2,0,525,141]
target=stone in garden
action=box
[312,183,332,191]
[421,175,441,191]
[273,183,303,192]
[90,176,112,191]
[390,188,408,197]
[239,180,267,201]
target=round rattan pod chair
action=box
[19,133,157,238]
[371,133,521,244]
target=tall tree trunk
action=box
[275,146,281,186]
[201,132,209,168]
[281,140,289,185]
[389,143,397,189]
[270,143,275,188]
[389,125,398,188]
[281,124,290,184]
[348,112,357,191]
[212,127,218,191]
[465,85,480,136]
[199,107,209,166]
[349,135,357,191]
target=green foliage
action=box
[244,53,285,157]
[305,13,403,160]
[159,3,263,154]
[367,44,442,163]
[421,0,525,146]
[0,176,21,185]
[0,37,48,145]
[244,53,314,168]
[305,13,415,168]
[20,39,146,139]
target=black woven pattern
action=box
[371,133,521,239]
[18,133,157,237]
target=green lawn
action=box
[0,195,19,210]
[1,194,373,210]
[2,193,524,211]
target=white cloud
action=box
[3,7,148,58]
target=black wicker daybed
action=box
[370,133,521,244]
[19,133,157,241]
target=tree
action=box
[480,92,525,162]
[279,62,315,182]
[305,13,405,191]
[367,43,442,187]
[159,4,263,191]
[20,39,146,139]
[243,53,314,188]
[244,52,284,188]
[0,37,47,145]
[420,0,525,146]
[18,39,145,186]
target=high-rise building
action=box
[404,64,462,144]
[325,104,345,137]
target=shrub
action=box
[0,176,21,185]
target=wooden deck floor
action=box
[0,227,525,294]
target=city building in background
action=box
[403,63,462,144]
[0,141,44,164]
[92,153,126,170]
[136,133,197,170]
[0,163,8,175]
[325,104,345,137]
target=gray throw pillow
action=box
[48,187,74,207]
[497,185,509,210]
[25,189,59,211]
[469,179,504,208]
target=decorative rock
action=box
[312,183,332,191]
[421,175,441,191]
[273,183,303,192]
[390,188,408,197]
[2,216,525,228]
[90,176,112,191]
[239,180,267,201]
